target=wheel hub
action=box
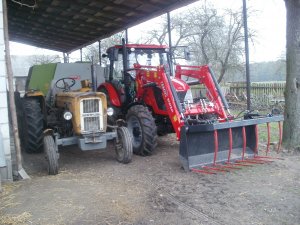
[127,116,143,149]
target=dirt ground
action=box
[1,135,300,225]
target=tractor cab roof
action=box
[106,44,169,53]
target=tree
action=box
[29,54,60,65]
[142,3,253,83]
[83,32,125,65]
[283,0,300,150]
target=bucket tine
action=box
[202,166,229,172]
[227,128,233,163]
[213,130,218,165]
[235,159,265,164]
[277,121,283,153]
[227,162,254,167]
[254,125,259,156]
[255,155,284,160]
[225,126,253,167]
[215,164,242,169]
[241,126,246,160]
[191,168,216,175]
[266,122,271,156]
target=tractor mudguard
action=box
[179,115,284,171]
[98,83,122,107]
[24,91,47,116]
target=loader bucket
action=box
[179,115,283,171]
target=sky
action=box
[9,0,286,63]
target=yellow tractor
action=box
[19,63,132,175]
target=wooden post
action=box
[242,0,251,110]
[2,0,29,179]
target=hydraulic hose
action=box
[208,66,229,110]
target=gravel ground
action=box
[1,135,300,225]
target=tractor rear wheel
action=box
[126,105,157,156]
[22,98,44,153]
[44,135,59,175]
[115,127,133,163]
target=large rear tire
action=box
[126,105,157,156]
[44,135,59,175]
[22,98,44,153]
[115,127,133,164]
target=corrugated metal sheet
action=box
[8,0,197,52]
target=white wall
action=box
[0,0,13,182]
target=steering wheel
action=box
[55,78,76,91]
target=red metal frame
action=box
[242,126,247,160]
[277,121,283,153]
[266,122,271,155]
[175,65,228,121]
[132,63,232,140]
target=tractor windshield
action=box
[109,47,170,80]
[127,48,168,67]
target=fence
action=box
[191,81,285,109]
[228,82,285,106]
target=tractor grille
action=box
[80,98,104,133]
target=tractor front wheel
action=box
[44,135,59,175]
[126,105,157,156]
[115,127,133,164]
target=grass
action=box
[258,122,281,144]
[230,109,282,154]
[0,212,32,225]
[0,183,32,225]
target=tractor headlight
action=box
[107,107,114,116]
[63,111,72,120]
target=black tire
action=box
[44,135,59,175]
[115,127,133,164]
[22,98,44,153]
[126,105,157,156]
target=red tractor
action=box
[99,40,283,171]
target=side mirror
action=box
[106,48,119,61]
[184,47,191,60]
[113,48,119,61]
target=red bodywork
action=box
[98,83,122,107]
[175,64,227,120]
[132,63,228,139]
[100,44,230,140]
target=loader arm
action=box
[134,64,184,140]
[175,65,228,121]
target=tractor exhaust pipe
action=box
[91,57,97,92]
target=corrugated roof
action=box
[8,0,197,53]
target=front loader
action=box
[18,63,133,175]
[99,41,283,172]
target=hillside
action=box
[226,60,286,82]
